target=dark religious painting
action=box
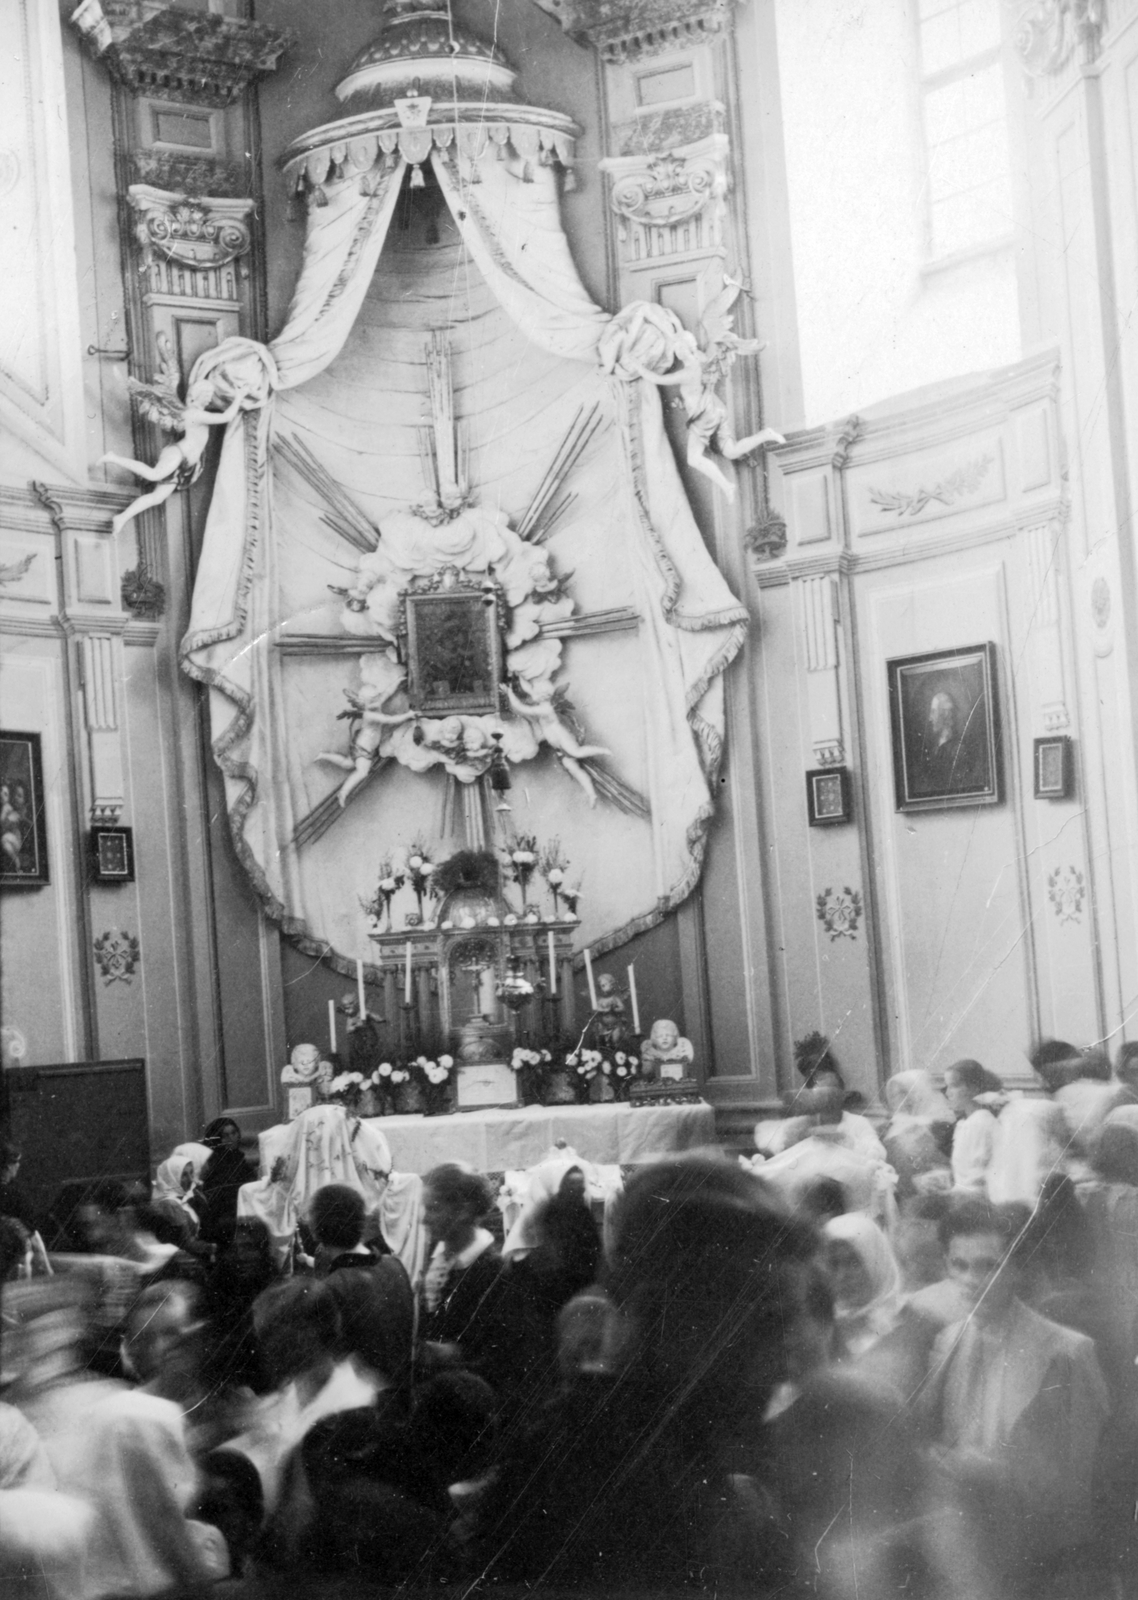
[887,643,1002,811]
[1034,734,1074,799]
[806,766,851,826]
[0,731,49,887]
[404,587,504,717]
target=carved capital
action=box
[601,132,729,263]
[128,185,253,273]
[1012,0,1104,77]
[745,510,787,564]
[70,0,293,107]
[526,0,738,63]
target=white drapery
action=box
[182,149,747,967]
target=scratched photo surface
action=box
[2,0,1136,1598]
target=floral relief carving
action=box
[93,928,141,985]
[816,886,863,942]
[1047,865,1085,925]
[867,455,993,518]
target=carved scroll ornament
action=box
[128,186,253,273]
[1012,0,1104,76]
[609,148,726,233]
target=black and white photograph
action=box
[4,1,1138,1597]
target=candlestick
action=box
[547,931,557,994]
[356,958,366,1018]
[404,941,413,1005]
[328,998,337,1054]
[627,962,640,1034]
[583,946,597,1009]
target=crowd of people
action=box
[2,1041,1137,1599]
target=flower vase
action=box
[573,1071,594,1106]
[357,1085,380,1118]
[396,1077,425,1115]
[425,1081,452,1117]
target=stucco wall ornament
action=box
[599,279,783,501]
[1013,0,1105,76]
[1047,865,1085,924]
[525,0,738,63]
[129,188,253,275]
[867,455,993,518]
[610,150,724,233]
[93,928,141,985]
[70,0,294,107]
[816,885,862,942]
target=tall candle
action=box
[404,941,413,1005]
[547,931,557,994]
[583,947,597,1009]
[328,998,337,1054]
[356,958,366,1018]
[627,962,640,1034]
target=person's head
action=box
[253,1278,341,1388]
[797,1178,848,1224]
[422,1164,492,1251]
[821,1213,899,1316]
[413,1370,498,1485]
[939,1196,1029,1322]
[1094,1119,1138,1187]
[1074,1047,1112,1083]
[927,690,958,744]
[1029,1038,1082,1094]
[1021,1173,1091,1284]
[204,1118,241,1150]
[557,1165,587,1203]
[76,1178,132,1252]
[0,1215,30,1280]
[894,1191,951,1288]
[603,1157,817,1435]
[1,1140,21,1183]
[123,1281,204,1390]
[309,1184,367,1253]
[794,1032,843,1089]
[942,1059,987,1116]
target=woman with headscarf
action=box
[151,1142,212,1238]
[987,1094,1072,1205]
[882,1070,953,1199]
[821,1213,902,1362]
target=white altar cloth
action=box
[355,1100,716,1174]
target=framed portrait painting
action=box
[887,644,1002,812]
[0,731,49,887]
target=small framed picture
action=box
[90,826,135,883]
[1034,736,1073,800]
[887,643,1002,812]
[806,766,852,826]
[0,731,49,888]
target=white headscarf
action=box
[823,1212,902,1353]
[153,1143,212,1205]
[501,1148,620,1260]
[885,1070,951,1123]
[987,1096,1071,1205]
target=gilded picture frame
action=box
[403,582,504,717]
[0,730,49,888]
[887,643,1002,811]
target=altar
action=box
[357,1100,716,1174]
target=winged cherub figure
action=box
[505,681,609,807]
[627,278,785,500]
[100,333,252,536]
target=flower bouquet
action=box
[413,1053,454,1116]
[506,833,539,911]
[511,1045,552,1106]
[602,1049,641,1102]
[328,1070,367,1113]
[539,839,570,920]
[565,1047,602,1105]
[404,841,435,926]
[361,857,406,934]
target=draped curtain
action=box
[181,148,747,967]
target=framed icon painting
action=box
[806,766,851,826]
[0,731,48,887]
[887,644,1002,812]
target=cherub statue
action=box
[640,1018,695,1081]
[590,971,631,1050]
[620,279,784,501]
[281,1041,334,1120]
[100,333,253,537]
[505,682,609,807]
[316,688,416,807]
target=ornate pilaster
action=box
[80,634,125,825]
[602,125,729,274]
[797,573,844,767]
[1024,516,1071,731]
